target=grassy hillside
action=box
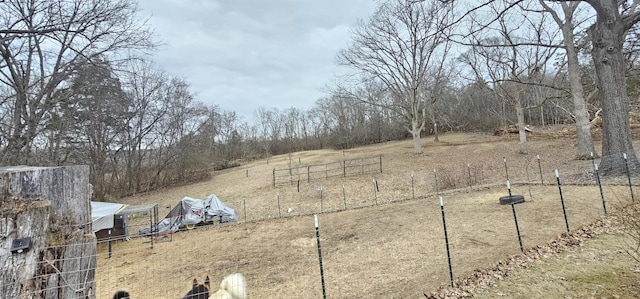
[99,129,640,298]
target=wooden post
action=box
[0,165,96,299]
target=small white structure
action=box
[91,201,126,233]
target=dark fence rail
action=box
[272,154,383,187]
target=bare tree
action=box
[255,107,280,156]
[282,108,303,152]
[0,0,154,164]
[235,120,260,159]
[216,111,242,160]
[538,1,597,160]
[462,41,531,154]
[454,0,640,173]
[579,0,640,173]
[119,61,169,196]
[420,58,456,142]
[309,98,337,148]
[337,0,454,154]
[156,78,208,182]
[461,2,562,154]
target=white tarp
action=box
[140,194,238,235]
[91,201,126,232]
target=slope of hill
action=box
[100,129,640,298]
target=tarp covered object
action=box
[140,194,237,235]
[91,201,126,232]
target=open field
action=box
[96,128,640,298]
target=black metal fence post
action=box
[314,215,327,299]
[594,163,607,216]
[373,179,378,205]
[508,180,524,252]
[624,153,635,202]
[555,169,570,233]
[108,229,112,258]
[439,196,454,287]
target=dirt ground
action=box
[95,128,637,298]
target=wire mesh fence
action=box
[2,149,639,298]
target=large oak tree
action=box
[579,0,640,174]
[337,0,453,154]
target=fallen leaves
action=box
[424,217,623,298]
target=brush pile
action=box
[493,124,533,136]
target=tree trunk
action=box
[540,1,597,160]
[411,118,423,154]
[561,5,596,160]
[0,166,96,299]
[516,97,528,154]
[433,123,439,142]
[588,2,639,174]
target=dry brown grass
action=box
[95,131,638,298]
[473,233,640,298]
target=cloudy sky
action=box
[137,0,378,122]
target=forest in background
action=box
[2,0,640,200]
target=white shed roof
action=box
[91,201,126,232]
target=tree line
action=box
[335,0,640,173]
[1,0,639,200]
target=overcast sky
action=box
[137,0,378,123]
